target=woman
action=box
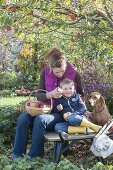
[12,48,84,159]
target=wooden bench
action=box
[44,132,96,163]
[44,131,113,164]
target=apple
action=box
[27,102,30,106]
[38,102,45,108]
[35,101,42,107]
[6,25,12,31]
[70,14,77,21]
[38,101,50,108]
[111,41,113,45]
[67,12,77,21]
[29,101,50,109]
[10,6,17,12]
[77,32,81,38]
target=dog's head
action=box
[89,92,105,107]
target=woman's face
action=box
[52,62,67,78]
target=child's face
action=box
[61,82,75,98]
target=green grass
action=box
[0,96,28,107]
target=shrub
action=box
[76,59,113,113]
[0,90,13,97]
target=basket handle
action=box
[27,89,53,110]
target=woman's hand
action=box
[47,87,63,99]
[52,87,63,98]
[63,112,72,121]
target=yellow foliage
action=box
[18,33,25,39]
[1,0,5,5]
[20,43,34,58]
[65,0,71,6]
[24,8,31,15]
[49,2,56,8]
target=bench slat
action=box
[44,132,96,142]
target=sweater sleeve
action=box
[37,69,48,101]
[51,99,61,113]
[75,71,84,97]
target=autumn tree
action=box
[0,0,113,87]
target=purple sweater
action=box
[44,62,77,92]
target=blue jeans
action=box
[12,112,63,158]
[55,113,83,133]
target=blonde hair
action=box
[60,78,74,88]
[46,48,66,68]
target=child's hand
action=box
[57,104,63,111]
[63,112,72,121]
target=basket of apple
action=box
[25,90,52,117]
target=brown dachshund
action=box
[88,92,111,126]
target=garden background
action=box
[0,0,113,169]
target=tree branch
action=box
[96,10,113,29]
[104,5,113,22]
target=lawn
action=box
[0,96,28,107]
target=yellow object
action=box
[80,117,101,132]
[20,43,34,58]
[68,126,87,134]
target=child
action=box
[52,78,102,134]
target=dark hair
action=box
[46,48,66,68]
[60,78,74,88]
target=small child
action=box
[52,78,102,134]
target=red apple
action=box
[27,102,30,106]
[77,32,81,38]
[67,12,77,21]
[70,14,77,21]
[38,102,45,108]
[35,101,40,107]
[37,101,50,108]
[10,6,17,12]
[111,41,113,45]
[6,25,12,31]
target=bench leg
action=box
[52,141,62,163]
[52,140,79,163]
[52,141,74,163]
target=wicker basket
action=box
[25,89,52,117]
[16,91,31,96]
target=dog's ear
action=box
[99,95,105,106]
